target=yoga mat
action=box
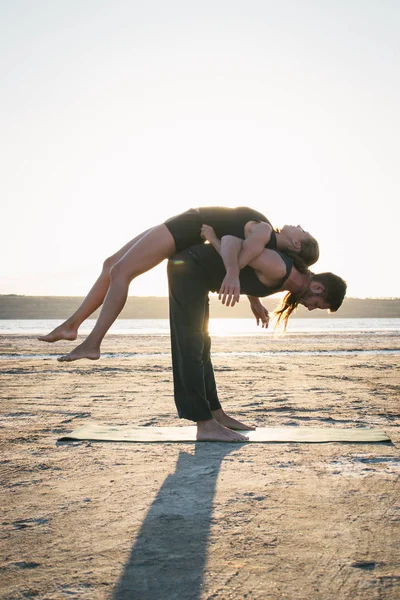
[59,423,390,443]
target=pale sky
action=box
[1,0,399,298]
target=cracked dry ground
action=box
[0,333,399,599]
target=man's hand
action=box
[218,273,241,306]
[248,296,270,328]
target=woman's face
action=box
[281,225,312,249]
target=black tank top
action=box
[197,206,277,250]
[188,244,293,297]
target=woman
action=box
[38,206,319,361]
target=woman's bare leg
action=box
[58,225,176,362]
[38,228,153,342]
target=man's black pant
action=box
[167,252,222,422]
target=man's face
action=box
[299,294,331,311]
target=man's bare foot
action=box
[196,419,249,442]
[38,323,78,343]
[57,342,100,362]
[211,408,255,431]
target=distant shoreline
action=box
[1,295,400,319]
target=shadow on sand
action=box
[113,443,240,599]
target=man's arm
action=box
[200,226,274,326]
[246,296,270,328]
[218,236,242,306]
[220,234,288,305]
[201,221,272,264]
[200,226,242,306]
[220,239,279,322]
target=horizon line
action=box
[1,294,399,301]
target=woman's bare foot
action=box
[57,342,100,362]
[196,419,249,442]
[38,323,78,343]
[211,408,255,431]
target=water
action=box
[1,318,399,359]
[1,318,400,336]
[6,349,399,361]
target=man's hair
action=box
[274,271,347,330]
[312,272,347,312]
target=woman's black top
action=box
[164,206,277,253]
[187,244,293,298]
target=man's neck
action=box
[283,267,310,295]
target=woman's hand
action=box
[247,296,270,328]
[201,224,219,246]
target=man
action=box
[167,237,346,442]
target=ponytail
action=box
[273,255,311,331]
[274,291,300,332]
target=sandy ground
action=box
[1,331,399,600]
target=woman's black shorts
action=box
[164,209,204,252]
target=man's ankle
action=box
[211,408,224,419]
[197,418,216,430]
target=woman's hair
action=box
[282,251,309,274]
[272,254,311,330]
[274,272,347,331]
[274,291,302,332]
[273,229,319,267]
[299,235,319,266]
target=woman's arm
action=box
[238,221,273,269]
